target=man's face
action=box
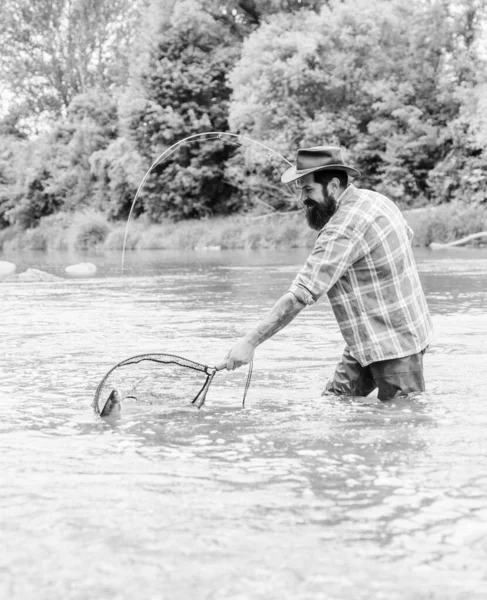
[297,173,337,231]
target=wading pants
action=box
[323,346,426,402]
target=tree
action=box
[229,1,402,152]
[228,0,487,207]
[0,136,29,227]
[427,82,487,205]
[201,0,322,36]
[90,138,146,220]
[0,0,143,126]
[361,0,487,205]
[3,90,120,227]
[122,0,247,220]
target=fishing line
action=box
[120,131,299,275]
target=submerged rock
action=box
[17,268,62,282]
[0,261,16,277]
[65,262,97,277]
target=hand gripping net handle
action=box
[92,353,253,415]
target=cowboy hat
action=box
[281,145,361,183]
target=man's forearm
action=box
[244,292,306,347]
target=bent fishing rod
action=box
[121,131,298,274]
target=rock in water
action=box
[65,262,97,277]
[17,268,62,282]
[0,261,16,277]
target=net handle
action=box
[213,360,253,407]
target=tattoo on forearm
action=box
[252,294,305,345]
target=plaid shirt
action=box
[289,184,433,366]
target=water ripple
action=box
[1,249,487,599]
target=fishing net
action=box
[93,353,253,416]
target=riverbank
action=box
[1,203,486,254]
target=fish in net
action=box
[92,353,253,417]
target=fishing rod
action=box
[121,131,299,274]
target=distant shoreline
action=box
[1,203,486,255]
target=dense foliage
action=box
[1,0,486,227]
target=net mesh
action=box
[93,353,253,415]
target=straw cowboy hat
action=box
[281,145,361,183]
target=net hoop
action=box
[93,353,253,415]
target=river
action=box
[1,247,487,599]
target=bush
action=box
[1,227,48,252]
[25,229,48,251]
[136,223,176,250]
[404,204,487,246]
[0,226,17,250]
[104,226,140,251]
[71,211,110,250]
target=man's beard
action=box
[305,196,337,231]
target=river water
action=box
[1,247,487,600]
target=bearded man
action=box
[224,145,433,401]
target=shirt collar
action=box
[336,183,354,206]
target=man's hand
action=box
[225,337,256,371]
[222,291,306,371]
